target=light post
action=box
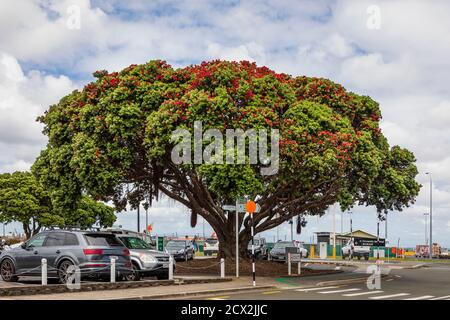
[426,172,433,259]
[289,219,293,242]
[202,216,205,239]
[423,212,429,245]
[348,211,353,238]
[137,203,140,233]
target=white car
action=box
[296,243,309,258]
[342,239,370,260]
[203,238,219,256]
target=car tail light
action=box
[83,249,104,255]
[123,249,130,256]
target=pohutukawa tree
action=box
[33,60,420,258]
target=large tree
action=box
[33,60,420,257]
[0,172,116,238]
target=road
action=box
[179,262,450,300]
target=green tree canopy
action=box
[0,172,115,238]
[33,60,420,257]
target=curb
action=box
[109,285,277,300]
[0,277,232,297]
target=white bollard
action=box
[220,258,225,278]
[298,260,301,275]
[169,255,174,280]
[110,257,116,283]
[288,253,291,276]
[41,258,47,286]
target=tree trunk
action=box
[216,223,252,261]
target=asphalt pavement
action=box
[179,262,450,300]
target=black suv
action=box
[0,229,132,283]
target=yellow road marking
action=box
[261,291,281,295]
[206,296,230,300]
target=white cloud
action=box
[0,52,76,172]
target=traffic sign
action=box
[222,205,236,211]
[245,201,261,214]
[146,224,153,232]
[246,201,257,213]
[290,253,302,262]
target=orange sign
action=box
[246,200,257,214]
[146,224,153,232]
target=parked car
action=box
[0,229,132,283]
[203,238,219,256]
[269,241,307,262]
[247,238,268,259]
[102,228,156,249]
[342,239,370,260]
[296,242,309,258]
[165,240,195,261]
[116,234,172,281]
[0,238,10,253]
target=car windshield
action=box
[274,242,294,249]
[84,234,123,246]
[205,239,218,245]
[119,236,151,249]
[166,241,187,248]
[248,239,260,246]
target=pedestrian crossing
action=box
[204,285,450,300]
[293,285,450,300]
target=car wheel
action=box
[0,258,18,282]
[365,255,369,261]
[125,263,141,281]
[58,260,76,284]
[357,256,361,260]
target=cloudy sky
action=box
[1,0,449,247]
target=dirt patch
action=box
[175,258,340,277]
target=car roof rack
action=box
[42,225,102,232]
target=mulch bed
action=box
[175,258,340,277]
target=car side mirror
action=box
[21,243,27,249]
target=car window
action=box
[63,233,79,246]
[120,237,151,249]
[84,234,122,246]
[44,232,65,246]
[27,233,47,248]
[166,241,187,248]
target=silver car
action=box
[0,229,133,283]
[116,234,172,281]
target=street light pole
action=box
[424,212,429,245]
[426,172,433,259]
[137,203,140,233]
[290,219,293,242]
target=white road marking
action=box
[404,295,434,300]
[370,293,410,300]
[343,290,384,297]
[430,295,450,300]
[295,286,339,292]
[320,288,361,294]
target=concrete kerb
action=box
[0,277,232,297]
[110,285,277,300]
